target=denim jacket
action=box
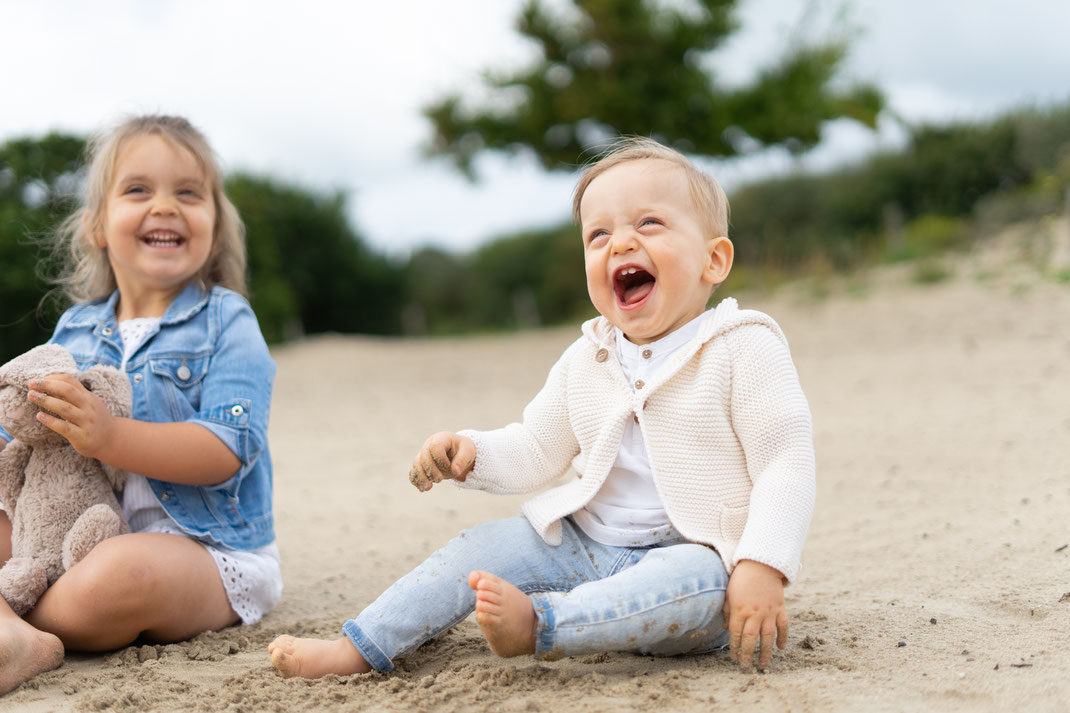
[1,283,276,549]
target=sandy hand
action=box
[409,431,475,492]
[724,559,788,671]
[28,374,117,459]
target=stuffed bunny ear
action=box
[79,365,133,420]
[0,344,77,388]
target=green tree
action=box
[0,133,83,363]
[426,0,883,174]
[227,175,404,340]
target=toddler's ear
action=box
[703,236,734,286]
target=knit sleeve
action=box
[454,342,581,495]
[727,323,816,583]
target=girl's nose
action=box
[150,199,178,216]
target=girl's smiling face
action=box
[580,158,732,344]
[97,134,216,317]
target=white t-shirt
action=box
[570,311,710,547]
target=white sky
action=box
[2,0,1069,255]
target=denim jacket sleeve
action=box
[187,292,275,490]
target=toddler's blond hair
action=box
[572,137,729,239]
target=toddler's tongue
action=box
[622,280,654,306]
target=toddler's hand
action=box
[409,431,475,492]
[723,559,788,672]
[28,373,117,460]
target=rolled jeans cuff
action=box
[530,592,558,659]
[342,619,394,673]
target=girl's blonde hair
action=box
[51,114,246,304]
[571,137,730,239]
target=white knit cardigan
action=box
[458,297,816,582]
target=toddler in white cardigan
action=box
[270,138,816,677]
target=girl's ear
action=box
[703,236,734,286]
[84,211,107,248]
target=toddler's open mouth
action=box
[614,265,655,308]
[140,229,185,248]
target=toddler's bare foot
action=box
[0,616,64,695]
[268,635,371,679]
[468,570,537,658]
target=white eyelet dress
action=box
[118,318,282,625]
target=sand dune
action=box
[3,264,1069,712]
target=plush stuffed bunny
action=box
[0,344,132,615]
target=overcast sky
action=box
[2,0,1069,255]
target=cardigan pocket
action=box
[717,503,749,541]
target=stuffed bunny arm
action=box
[0,439,32,513]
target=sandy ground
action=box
[3,253,1069,712]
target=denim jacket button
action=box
[101,326,114,336]
[132,374,143,384]
[160,492,171,501]
[177,365,191,381]
[230,404,245,417]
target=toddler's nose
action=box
[610,230,639,255]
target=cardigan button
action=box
[642,349,652,359]
[635,379,645,389]
[595,349,608,363]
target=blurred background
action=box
[2,0,1069,361]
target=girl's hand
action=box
[409,431,475,492]
[723,559,789,671]
[28,374,118,460]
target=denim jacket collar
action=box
[62,282,212,329]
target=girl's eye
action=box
[122,185,147,195]
[640,217,661,227]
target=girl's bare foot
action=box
[0,616,64,695]
[468,570,537,657]
[268,635,371,679]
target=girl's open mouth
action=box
[614,265,656,308]
[140,230,185,248]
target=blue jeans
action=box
[343,516,729,672]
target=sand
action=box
[2,249,1069,712]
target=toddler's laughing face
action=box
[580,158,728,345]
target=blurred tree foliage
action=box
[727,104,1070,276]
[425,0,884,175]
[0,135,403,363]
[401,224,593,335]
[4,103,1069,362]
[0,133,83,361]
[227,175,404,341]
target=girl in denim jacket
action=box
[0,115,279,693]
